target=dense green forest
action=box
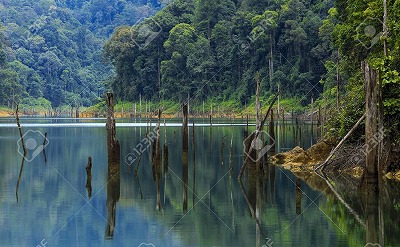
[104,0,400,153]
[104,0,333,106]
[0,0,162,109]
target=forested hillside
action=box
[0,0,161,109]
[105,0,334,106]
[105,0,400,147]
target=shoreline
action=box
[270,140,400,182]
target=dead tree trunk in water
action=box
[363,62,378,180]
[43,132,47,162]
[85,156,92,198]
[238,91,279,179]
[269,109,275,152]
[15,105,26,156]
[105,93,120,239]
[106,93,120,173]
[255,73,261,129]
[315,113,366,171]
[75,106,80,118]
[182,102,189,212]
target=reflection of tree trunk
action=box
[264,162,269,204]
[152,110,162,211]
[244,132,257,210]
[318,172,366,227]
[248,161,257,211]
[182,103,189,213]
[229,131,235,232]
[378,184,385,247]
[209,120,212,155]
[105,168,120,239]
[238,179,263,232]
[163,143,168,204]
[360,180,379,245]
[16,157,25,202]
[295,178,301,215]
[255,170,263,247]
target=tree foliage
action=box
[0,0,160,107]
[105,0,334,105]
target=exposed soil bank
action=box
[270,139,335,172]
[270,139,400,181]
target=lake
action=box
[0,117,399,247]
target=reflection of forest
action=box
[17,121,392,246]
[295,171,400,246]
[116,124,389,246]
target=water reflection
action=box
[15,157,25,202]
[2,117,400,246]
[305,170,400,247]
[105,167,120,239]
[152,110,162,211]
[359,176,382,246]
[192,123,196,207]
[296,178,302,215]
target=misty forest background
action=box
[0,0,399,142]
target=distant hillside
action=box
[0,0,162,109]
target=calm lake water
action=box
[0,117,399,247]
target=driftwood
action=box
[315,113,366,171]
[238,91,280,180]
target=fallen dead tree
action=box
[315,113,366,171]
